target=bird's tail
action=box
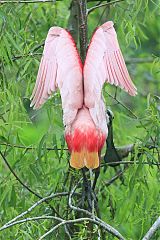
[70,149,99,169]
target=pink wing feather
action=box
[84,21,137,109]
[30,27,83,126]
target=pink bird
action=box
[30,21,137,169]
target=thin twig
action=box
[11,51,155,65]
[103,166,128,187]
[0,142,67,151]
[107,92,138,119]
[142,216,160,240]
[0,216,62,231]
[88,0,125,14]
[0,151,42,198]
[0,0,56,4]
[0,151,60,215]
[12,52,42,61]
[101,161,160,167]
[1,143,159,166]
[0,0,112,3]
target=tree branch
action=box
[0,0,56,4]
[88,0,125,14]
[0,216,62,231]
[0,142,67,151]
[0,192,70,229]
[102,166,128,187]
[1,143,159,166]
[11,49,155,65]
[101,161,160,167]
[142,216,160,240]
[77,0,88,63]
[107,92,138,119]
[12,52,42,61]
[68,0,79,44]
[68,179,125,240]
[39,217,125,240]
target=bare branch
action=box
[107,92,138,119]
[0,0,56,4]
[0,192,69,229]
[39,217,125,240]
[68,179,125,240]
[103,166,128,187]
[0,216,62,231]
[88,0,125,14]
[142,216,160,240]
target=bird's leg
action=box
[92,165,100,190]
[81,168,94,211]
[81,168,87,208]
[81,168,91,210]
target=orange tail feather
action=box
[70,150,99,169]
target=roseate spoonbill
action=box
[30,21,137,170]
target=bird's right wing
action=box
[30,27,83,126]
[83,21,137,132]
[84,21,137,109]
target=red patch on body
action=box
[65,127,106,153]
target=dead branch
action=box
[142,216,160,240]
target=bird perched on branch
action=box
[30,21,137,169]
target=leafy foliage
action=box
[0,0,160,239]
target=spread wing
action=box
[84,21,137,110]
[30,27,83,126]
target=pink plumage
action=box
[84,21,137,109]
[30,21,137,169]
[30,27,83,126]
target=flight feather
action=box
[84,21,137,110]
[30,27,83,126]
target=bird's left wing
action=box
[30,27,83,126]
